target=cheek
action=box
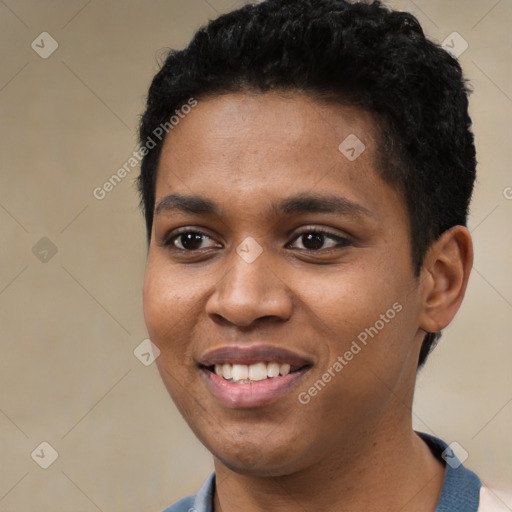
[142,260,190,349]
[142,271,170,342]
[299,263,403,334]
[297,260,417,387]
[143,268,198,401]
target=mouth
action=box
[199,345,313,407]
[204,361,307,383]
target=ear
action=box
[419,226,473,333]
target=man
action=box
[137,1,503,510]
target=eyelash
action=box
[162,226,352,253]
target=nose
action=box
[205,249,293,328]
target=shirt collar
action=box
[188,433,481,512]
[417,432,481,512]
[191,472,215,512]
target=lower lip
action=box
[202,367,309,408]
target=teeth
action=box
[231,364,249,382]
[212,361,297,382]
[222,363,232,380]
[248,362,267,381]
[279,363,291,376]
[267,362,280,378]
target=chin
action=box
[204,431,311,477]
[214,450,302,477]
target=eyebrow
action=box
[155,192,375,219]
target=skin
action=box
[143,91,473,511]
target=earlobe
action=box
[419,226,473,333]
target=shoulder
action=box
[160,473,215,512]
[161,495,197,512]
[416,431,481,511]
[161,495,195,512]
[478,487,512,512]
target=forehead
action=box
[154,91,399,220]
[158,91,380,167]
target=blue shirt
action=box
[162,432,482,512]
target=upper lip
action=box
[199,345,313,367]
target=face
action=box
[143,92,427,477]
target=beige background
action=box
[0,0,511,510]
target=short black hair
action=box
[137,0,476,368]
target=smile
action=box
[212,362,303,383]
[199,345,313,407]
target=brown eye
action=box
[289,229,352,251]
[165,230,218,251]
[299,233,325,250]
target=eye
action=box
[288,228,352,251]
[162,227,352,253]
[164,229,219,251]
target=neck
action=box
[213,418,445,512]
